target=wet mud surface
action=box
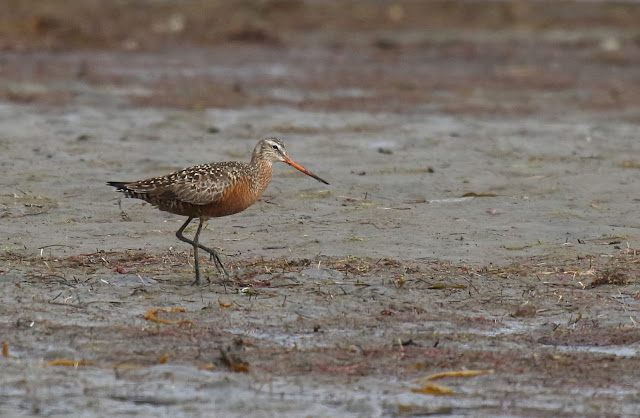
[1,1,640,416]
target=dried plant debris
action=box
[410,382,455,395]
[2,342,12,358]
[144,308,193,325]
[411,369,494,395]
[414,369,495,383]
[589,269,629,288]
[42,359,91,367]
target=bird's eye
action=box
[272,145,279,150]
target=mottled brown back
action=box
[108,160,272,218]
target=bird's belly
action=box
[154,179,261,219]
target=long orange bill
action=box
[284,156,329,185]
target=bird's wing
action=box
[126,162,248,206]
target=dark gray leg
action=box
[175,217,229,285]
[175,217,200,284]
[191,218,205,285]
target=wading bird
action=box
[108,137,328,284]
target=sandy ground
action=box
[2,1,640,417]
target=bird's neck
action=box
[250,154,274,195]
[250,151,275,171]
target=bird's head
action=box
[254,137,288,163]
[253,137,329,185]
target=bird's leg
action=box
[197,241,230,292]
[175,217,201,285]
[206,248,229,278]
[175,217,229,284]
[191,218,205,285]
[189,220,229,278]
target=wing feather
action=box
[125,162,250,206]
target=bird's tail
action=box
[106,181,130,191]
[107,181,150,200]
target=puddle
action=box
[429,197,475,203]
[554,344,638,357]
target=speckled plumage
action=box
[107,137,328,285]
[109,160,271,218]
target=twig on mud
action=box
[37,244,77,253]
[118,199,131,222]
[359,220,382,229]
[48,301,86,309]
[464,274,481,294]
[26,272,75,287]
